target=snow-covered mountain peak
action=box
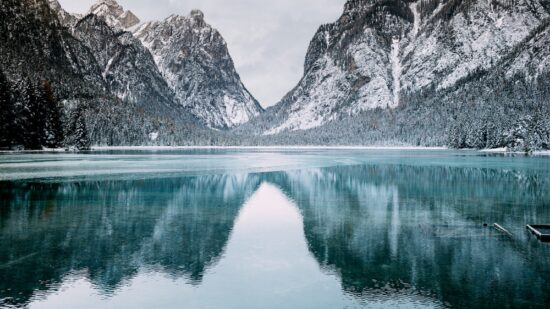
[133,9,263,128]
[88,0,140,29]
[157,10,210,30]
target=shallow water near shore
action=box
[1,149,549,308]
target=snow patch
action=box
[149,132,159,141]
[224,95,253,126]
[102,56,115,80]
[410,1,421,37]
[390,38,401,108]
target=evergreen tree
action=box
[0,70,16,148]
[65,105,91,151]
[11,79,29,147]
[42,81,64,148]
[21,80,47,150]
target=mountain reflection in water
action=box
[1,163,550,308]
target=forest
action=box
[0,70,84,150]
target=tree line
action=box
[0,69,91,150]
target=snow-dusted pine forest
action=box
[1,0,549,151]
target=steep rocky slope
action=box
[46,0,178,112]
[47,0,82,27]
[1,0,213,147]
[49,0,263,130]
[72,14,178,112]
[1,0,106,100]
[134,10,264,129]
[260,0,550,138]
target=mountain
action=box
[71,14,179,113]
[47,0,82,27]
[45,0,179,111]
[3,0,548,149]
[252,0,550,150]
[1,0,108,101]
[134,10,264,129]
[88,0,140,30]
[1,0,217,148]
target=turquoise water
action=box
[0,149,549,308]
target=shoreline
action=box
[91,145,449,151]
[1,146,549,155]
[480,148,550,156]
[0,145,449,153]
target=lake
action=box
[1,149,549,308]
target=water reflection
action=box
[1,162,550,308]
[276,165,550,308]
[0,174,262,306]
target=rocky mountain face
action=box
[134,10,264,129]
[1,0,217,147]
[1,0,107,100]
[47,0,82,27]
[46,0,178,112]
[260,0,550,144]
[0,0,267,149]
[88,0,140,30]
[50,0,263,129]
[71,14,178,113]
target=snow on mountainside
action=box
[2,0,107,100]
[46,0,179,114]
[134,10,264,129]
[1,0,218,147]
[88,0,140,30]
[262,0,550,135]
[47,0,262,130]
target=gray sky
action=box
[58,0,346,107]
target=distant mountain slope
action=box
[134,10,264,129]
[251,0,550,150]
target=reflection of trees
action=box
[269,165,550,308]
[0,174,261,306]
[1,163,550,308]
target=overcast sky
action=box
[58,0,346,107]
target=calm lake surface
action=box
[1,149,549,308]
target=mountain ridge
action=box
[134,10,264,128]
[237,0,549,151]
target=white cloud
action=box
[58,0,346,107]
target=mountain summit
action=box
[89,0,140,29]
[134,11,264,128]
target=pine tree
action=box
[42,81,64,148]
[11,79,29,147]
[21,80,47,150]
[66,105,91,151]
[0,70,16,148]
